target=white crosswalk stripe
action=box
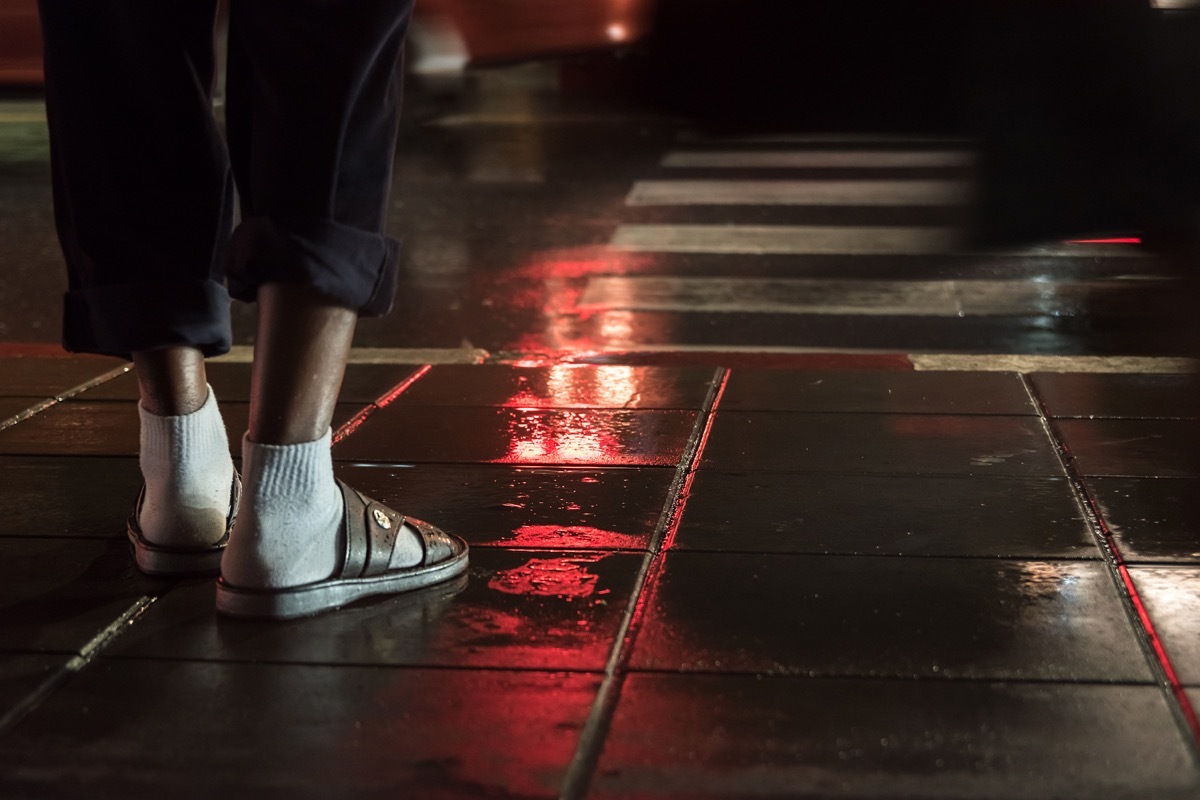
[661,150,975,169]
[589,136,1161,353]
[626,179,972,206]
[578,276,1166,317]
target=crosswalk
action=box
[573,133,1172,357]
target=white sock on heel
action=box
[221,430,344,589]
[138,386,235,548]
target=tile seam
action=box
[0,595,157,738]
[1019,373,1200,761]
[331,364,433,445]
[557,367,729,800]
[621,668,1162,686]
[0,365,132,432]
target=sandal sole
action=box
[128,538,225,576]
[127,471,240,577]
[214,543,470,620]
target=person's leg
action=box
[38,0,238,564]
[38,0,235,359]
[217,1,467,611]
[220,285,361,589]
[132,345,235,555]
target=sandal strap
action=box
[338,479,415,579]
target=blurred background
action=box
[1,0,1198,359]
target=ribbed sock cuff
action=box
[241,429,336,500]
[139,385,229,462]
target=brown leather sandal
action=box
[214,479,469,619]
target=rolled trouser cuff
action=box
[226,216,399,317]
[63,279,233,360]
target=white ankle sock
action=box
[138,386,235,548]
[221,430,344,589]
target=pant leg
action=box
[223,0,413,316]
[38,0,235,359]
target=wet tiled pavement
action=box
[0,355,1198,798]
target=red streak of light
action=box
[1067,237,1142,244]
[1116,561,1200,743]
[333,364,433,445]
[1082,485,1200,747]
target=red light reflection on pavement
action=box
[355,671,597,796]
[495,247,662,356]
[505,413,615,463]
[494,364,656,464]
[505,524,644,550]
[488,555,606,601]
[500,364,642,409]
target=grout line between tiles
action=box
[0,365,132,432]
[1020,373,1200,761]
[622,667,1164,687]
[558,367,730,800]
[0,596,158,738]
[332,364,432,445]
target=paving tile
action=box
[335,463,671,549]
[676,472,1096,558]
[395,364,716,409]
[702,412,1063,476]
[630,553,1150,681]
[1057,419,1200,478]
[0,401,365,457]
[74,361,422,404]
[334,406,696,467]
[0,537,166,653]
[0,456,141,539]
[1088,478,1200,563]
[0,356,127,398]
[0,654,64,717]
[1129,566,1200,686]
[1031,372,1200,419]
[721,370,1035,414]
[110,549,638,670]
[592,675,1200,799]
[0,660,597,799]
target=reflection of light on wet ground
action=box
[507,412,612,463]
[493,364,649,462]
[500,364,639,408]
[546,364,639,407]
[488,555,607,600]
[505,524,642,549]
[598,310,635,345]
[1014,562,1082,605]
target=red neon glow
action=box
[1082,491,1200,746]
[1067,237,1142,244]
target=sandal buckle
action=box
[372,508,393,530]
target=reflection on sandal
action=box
[127,471,242,576]
[214,479,469,619]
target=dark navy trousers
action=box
[38,0,413,358]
